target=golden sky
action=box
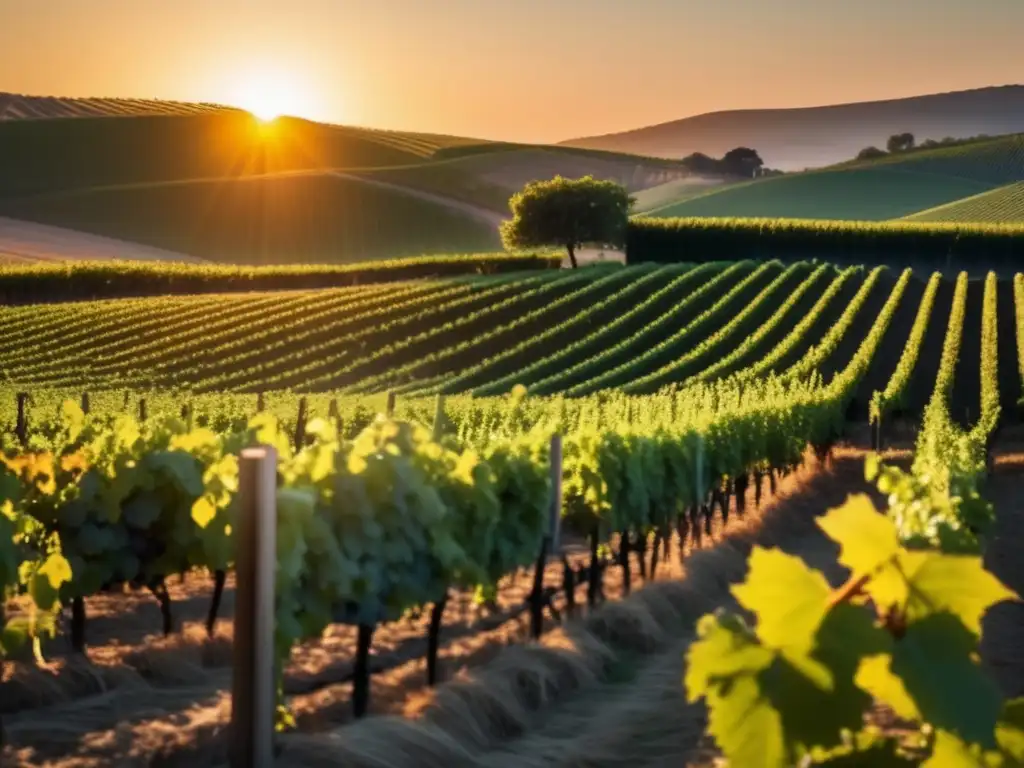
[2,0,1022,143]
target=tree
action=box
[886,132,915,152]
[856,146,887,160]
[500,176,633,268]
[721,147,764,178]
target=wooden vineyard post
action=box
[425,392,449,686]
[15,392,28,447]
[530,434,562,640]
[80,391,90,415]
[386,391,396,418]
[294,396,308,451]
[230,446,278,768]
[432,394,446,440]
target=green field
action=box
[0,173,502,264]
[648,133,1024,221]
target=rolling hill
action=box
[562,85,1024,170]
[0,173,501,265]
[645,133,1024,221]
[0,91,720,263]
[903,181,1024,223]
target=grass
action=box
[631,177,731,213]
[646,133,1024,221]
[903,181,1024,223]
[0,173,501,264]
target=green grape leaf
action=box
[147,451,205,496]
[731,546,832,652]
[996,697,1024,762]
[684,612,774,701]
[856,653,920,722]
[28,553,73,611]
[704,672,787,767]
[122,491,162,529]
[904,555,1017,638]
[817,494,900,578]
[921,730,993,767]
[892,614,1003,749]
[192,496,217,529]
[686,609,872,767]
[1,617,30,655]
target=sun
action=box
[230,69,314,123]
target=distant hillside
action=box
[0,91,720,262]
[562,85,1024,170]
[647,133,1024,221]
[0,174,500,264]
[0,92,238,120]
[903,181,1024,223]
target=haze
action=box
[2,0,1022,143]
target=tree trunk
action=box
[566,243,578,269]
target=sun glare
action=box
[230,68,314,123]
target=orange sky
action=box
[2,0,1022,143]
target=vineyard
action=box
[2,257,1024,766]
[905,181,1024,223]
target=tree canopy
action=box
[721,147,765,177]
[886,132,916,152]
[500,176,633,268]
[856,146,887,161]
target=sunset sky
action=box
[3,0,1022,143]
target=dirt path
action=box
[0,216,204,264]
[328,172,504,228]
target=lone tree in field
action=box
[886,132,915,152]
[501,176,633,268]
[722,147,764,178]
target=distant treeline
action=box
[854,132,1005,162]
[0,252,561,305]
[678,148,785,179]
[626,216,1024,267]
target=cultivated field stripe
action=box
[348,266,651,394]
[565,262,780,395]
[195,273,563,392]
[462,263,720,397]
[682,264,839,387]
[527,262,756,396]
[300,270,602,392]
[622,262,818,393]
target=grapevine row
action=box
[869,271,943,423]
[622,262,821,393]
[456,263,720,397]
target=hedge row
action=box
[0,252,562,305]
[627,216,1024,266]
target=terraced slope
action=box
[648,133,1024,221]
